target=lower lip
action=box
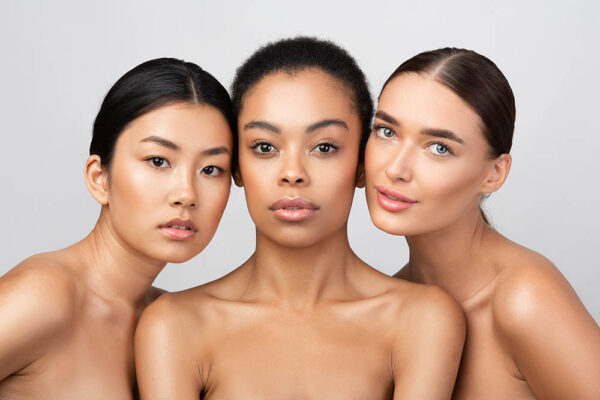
[160,227,196,240]
[376,191,416,212]
[272,208,317,222]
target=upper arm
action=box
[0,264,75,380]
[392,286,466,400]
[134,294,204,400]
[495,264,600,400]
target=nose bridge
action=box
[171,164,197,207]
[279,145,308,186]
[386,140,414,182]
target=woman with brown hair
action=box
[365,47,600,399]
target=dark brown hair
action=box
[382,47,515,158]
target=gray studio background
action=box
[1,0,598,322]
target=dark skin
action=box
[135,69,466,400]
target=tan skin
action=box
[0,103,233,400]
[365,72,600,400]
[135,68,466,400]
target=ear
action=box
[84,155,109,205]
[481,153,511,194]
[233,167,244,187]
[355,162,365,188]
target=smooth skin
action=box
[365,72,600,400]
[135,69,466,400]
[0,103,232,400]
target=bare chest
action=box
[202,315,393,400]
[0,317,136,400]
[453,306,536,400]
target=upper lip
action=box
[269,197,319,211]
[160,218,198,232]
[376,185,417,203]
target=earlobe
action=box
[481,154,511,194]
[84,155,109,205]
[233,168,244,187]
[355,163,365,188]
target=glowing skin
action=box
[365,73,600,399]
[0,103,232,400]
[135,69,465,400]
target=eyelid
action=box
[373,124,396,138]
[144,156,171,168]
[427,141,455,156]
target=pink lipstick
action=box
[269,197,319,222]
[375,185,417,212]
[159,218,197,240]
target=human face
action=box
[105,102,232,263]
[237,69,362,248]
[365,73,496,236]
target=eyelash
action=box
[145,156,170,168]
[249,140,340,155]
[427,141,454,157]
[144,156,225,176]
[373,125,396,139]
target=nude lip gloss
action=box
[269,197,319,222]
[375,185,417,212]
[159,218,197,240]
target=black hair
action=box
[231,36,373,159]
[382,48,516,224]
[90,57,237,171]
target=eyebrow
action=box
[139,135,180,151]
[305,119,348,134]
[202,146,230,156]
[243,119,348,135]
[421,128,465,144]
[375,111,400,126]
[243,121,280,134]
[376,111,465,144]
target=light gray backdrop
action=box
[1,0,598,322]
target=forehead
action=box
[117,102,232,150]
[239,69,357,125]
[379,73,483,136]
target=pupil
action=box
[153,158,162,166]
[205,166,213,174]
[261,144,270,152]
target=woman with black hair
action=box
[0,58,235,399]
[135,38,465,400]
[365,48,600,399]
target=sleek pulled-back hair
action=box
[382,47,515,158]
[382,48,515,224]
[90,57,237,170]
[231,36,373,158]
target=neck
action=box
[405,208,499,304]
[74,208,166,307]
[243,223,359,310]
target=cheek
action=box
[417,158,485,215]
[197,179,231,228]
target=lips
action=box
[269,197,319,222]
[159,218,197,240]
[375,185,417,212]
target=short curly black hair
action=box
[231,36,373,159]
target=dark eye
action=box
[148,157,170,168]
[315,143,336,153]
[201,165,223,176]
[375,126,395,138]
[251,141,276,155]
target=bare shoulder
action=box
[357,267,465,337]
[492,242,595,337]
[0,253,80,326]
[0,253,81,376]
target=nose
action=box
[279,149,309,187]
[385,145,413,183]
[169,168,197,208]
